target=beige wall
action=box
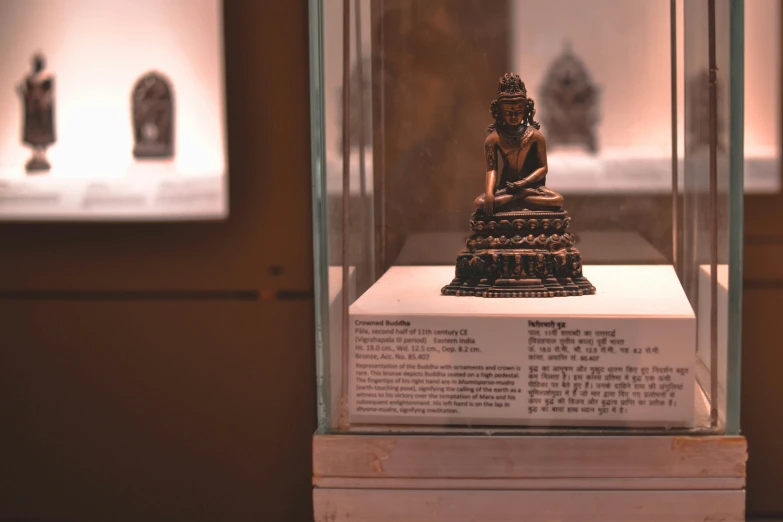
[511,0,672,155]
[745,0,780,153]
[513,0,780,157]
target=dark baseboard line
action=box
[0,289,314,302]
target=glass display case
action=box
[309,0,745,436]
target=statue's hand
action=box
[506,180,527,191]
[483,193,495,215]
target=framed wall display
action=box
[0,0,227,220]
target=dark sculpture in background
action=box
[539,45,599,154]
[132,72,174,159]
[442,73,595,298]
[19,53,56,172]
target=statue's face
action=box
[501,101,525,127]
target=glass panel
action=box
[309,0,331,431]
[726,0,744,435]
[682,0,743,434]
[313,0,376,431]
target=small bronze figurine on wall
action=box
[132,71,174,159]
[442,73,595,298]
[19,53,55,172]
[539,45,599,154]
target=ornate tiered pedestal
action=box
[442,209,596,297]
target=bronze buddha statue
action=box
[475,73,563,214]
[442,73,595,298]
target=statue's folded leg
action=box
[474,190,515,211]
[524,186,563,210]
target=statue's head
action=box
[31,53,45,73]
[488,72,540,132]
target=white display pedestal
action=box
[348,265,699,428]
[314,265,745,522]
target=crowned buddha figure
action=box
[442,73,595,298]
[18,53,55,172]
[475,74,563,214]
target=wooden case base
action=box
[312,434,747,522]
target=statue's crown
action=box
[497,73,527,101]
